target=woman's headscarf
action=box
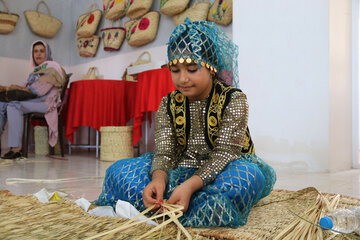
[30,40,53,68]
[167,18,239,88]
[27,40,64,85]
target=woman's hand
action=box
[143,170,167,211]
[167,175,204,212]
[9,85,30,92]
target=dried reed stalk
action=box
[273,190,340,240]
[6,176,104,185]
[85,203,192,240]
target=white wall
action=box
[0,0,72,65]
[234,0,353,172]
[353,0,360,168]
[329,0,353,172]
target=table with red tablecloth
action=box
[64,68,176,151]
[132,68,176,146]
[65,79,137,144]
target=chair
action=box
[22,73,72,158]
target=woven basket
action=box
[172,1,210,26]
[100,126,134,162]
[207,0,232,26]
[24,1,62,38]
[125,0,153,19]
[34,126,49,155]
[0,0,19,34]
[104,0,126,20]
[125,11,160,47]
[77,35,100,57]
[76,4,102,38]
[82,67,99,79]
[101,27,126,51]
[121,51,151,81]
[160,0,190,16]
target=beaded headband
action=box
[167,18,239,87]
[168,58,218,73]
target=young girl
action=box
[96,19,276,227]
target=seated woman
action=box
[96,19,276,227]
[0,40,66,159]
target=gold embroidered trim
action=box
[168,80,255,154]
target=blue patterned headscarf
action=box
[167,18,239,88]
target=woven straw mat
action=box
[0,190,210,240]
[190,187,360,240]
[1,188,360,239]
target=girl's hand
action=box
[142,170,167,211]
[167,175,204,212]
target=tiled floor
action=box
[1,149,360,201]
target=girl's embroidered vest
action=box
[167,80,255,155]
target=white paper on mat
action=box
[33,188,67,203]
[115,199,158,226]
[75,198,91,212]
[89,206,117,217]
[33,188,157,226]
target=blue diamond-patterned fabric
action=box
[95,152,276,228]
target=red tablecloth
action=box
[65,80,137,143]
[132,68,176,146]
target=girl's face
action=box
[33,44,46,66]
[170,62,213,101]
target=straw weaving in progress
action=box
[1,188,360,239]
[0,190,204,240]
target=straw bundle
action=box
[172,1,210,26]
[0,190,207,240]
[273,190,340,240]
[100,126,134,162]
